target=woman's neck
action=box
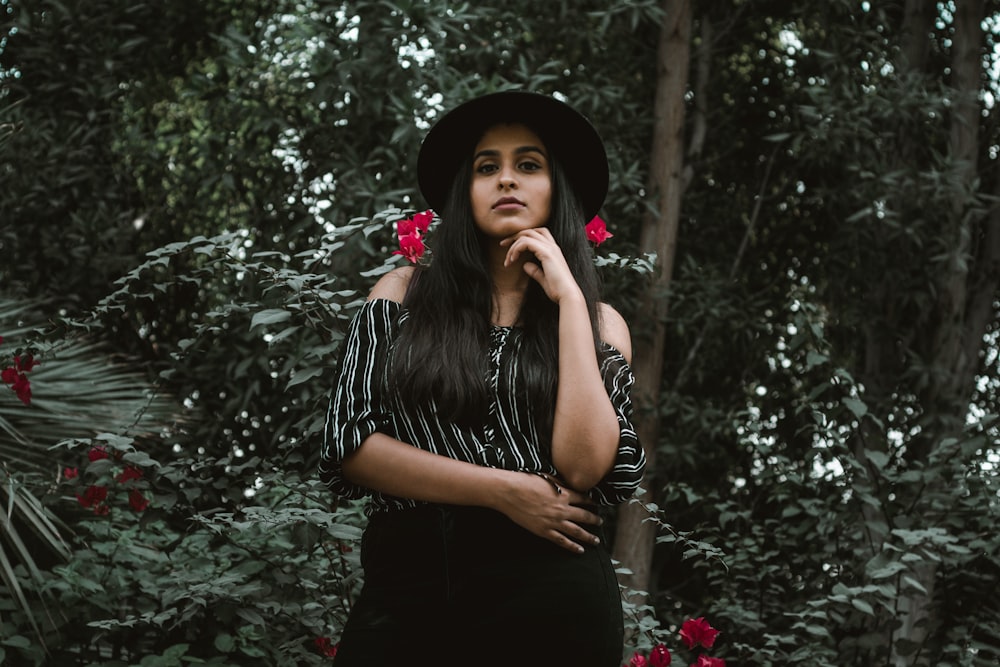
[487,242,530,326]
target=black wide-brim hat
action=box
[417,91,609,220]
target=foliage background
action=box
[0,0,998,666]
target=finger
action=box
[521,261,543,283]
[564,487,594,506]
[503,239,530,266]
[506,242,547,269]
[504,229,552,252]
[563,521,603,547]
[567,505,602,526]
[546,528,592,554]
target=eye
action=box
[475,162,498,174]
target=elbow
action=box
[556,438,619,492]
[561,467,607,494]
[552,409,621,491]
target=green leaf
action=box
[214,633,236,653]
[841,397,868,419]
[286,366,324,389]
[802,624,831,638]
[806,350,828,369]
[851,598,875,615]
[0,635,32,649]
[236,608,266,626]
[868,562,906,579]
[865,449,890,470]
[901,575,929,594]
[249,309,292,330]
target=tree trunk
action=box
[895,2,985,664]
[612,0,691,601]
[870,1,989,664]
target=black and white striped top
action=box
[319,298,646,516]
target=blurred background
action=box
[0,1,997,665]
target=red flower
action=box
[10,374,31,405]
[585,215,613,245]
[393,232,426,264]
[691,656,726,667]
[64,467,79,480]
[116,465,143,483]
[392,210,434,263]
[88,446,109,462]
[1,368,31,405]
[650,643,672,667]
[396,210,433,238]
[1,351,39,406]
[14,354,39,372]
[627,652,648,667]
[128,488,149,512]
[680,617,720,650]
[77,485,109,514]
[396,217,418,238]
[314,637,339,658]
[412,209,434,233]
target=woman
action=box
[319,91,645,666]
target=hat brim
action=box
[417,91,608,220]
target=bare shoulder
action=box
[367,266,416,303]
[598,302,633,364]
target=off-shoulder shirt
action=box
[319,298,645,516]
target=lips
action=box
[492,196,525,209]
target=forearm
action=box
[342,431,604,554]
[550,296,620,491]
[341,432,515,509]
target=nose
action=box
[498,164,517,190]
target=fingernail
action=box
[593,536,601,545]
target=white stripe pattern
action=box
[319,299,646,516]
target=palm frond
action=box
[0,294,178,650]
[0,469,69,652]
[1,313,178,473]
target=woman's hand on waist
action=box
[491,471,603,554]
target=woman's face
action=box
[470,123,552,240]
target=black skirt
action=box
[334,504,624,667]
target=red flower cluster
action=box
[71,445,150,515]
[625,617,724,667]
[680,617,720,651]
[390,210,613,262]
[692,657,726,667]
[392,209,434,264]
[628,643,672,667]
[585,215,614,246]
[314,637,339,659]
[0,336,39,406]
[128,488,150,512]
[117,465,143,483]
[77,485,110,515]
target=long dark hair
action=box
[391,128,603,433]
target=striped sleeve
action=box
[318,299,401,499]
[589,344,646,505]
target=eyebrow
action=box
[473,145,547,161]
